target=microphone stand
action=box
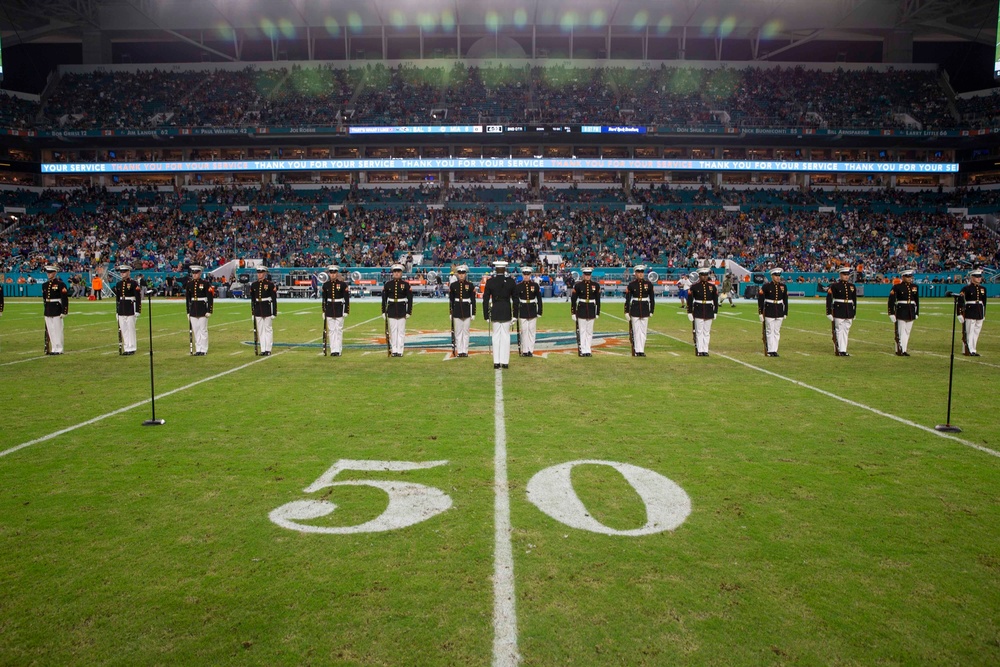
[935,293,961,433]
[143,292,165,426]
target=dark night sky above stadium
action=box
[1,39,996,95]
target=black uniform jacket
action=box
[250,279,278,317]
[625,278,655,318]
[449,280,477,319]
[826,280,857,319]
[114,279,142,316]
[958,284,987,320]
[757,281,788,318]
[888,282,919,321]
[571,279,601,320]
[186,278,215,317]
[322,280,351,318]
[515,280,543,319]
[382,279,413,319]
[687,281,719,319]
[483,274,517,323]
[42,279,69,317]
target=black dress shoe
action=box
[501,364,509,369]
[332,352,341,356]
[772,352,779,357]
[494,363,501,369]
[459,353,468,357]
[527,352,533,357]
[972,352,981,357]
[901,352,910,357]
[841,352,851,357]
[262,351,271,356]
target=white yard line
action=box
[0,314,384,460]
[492,369,520,667]
[606,313,1000,459]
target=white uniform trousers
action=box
[894,319,914,354]
[764,317,783,354]
[492,320,511,364]
[44,316,65,353]
[326,316,344,354]
[577,317,595,354]
[694,317,713,354]
[834,318,852,354]
[518,317,538,353]
[118,315,137,353]
[629,316,648,354]
[388,317,407,354]
[255,315,274,354]
[453,317,471,355]
[189,315,209,354]
[964,318,984,354]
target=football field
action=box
[1,295,998,666]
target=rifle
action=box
[831,318,839,355]
[323,311,329,357]
[450,314,457,358]
[118,316,124,356]
[253,312,259,356]
[189,316,194,355]
[574,311,582,357]
[516,314,522,356]
[384,313,391,357]
[627,312,636,357]
[893,319,901,355]
[961,319,969,355]
[44,324,50,355]
[761,314,767,355]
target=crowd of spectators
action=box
[5,63,980,131]
[0,93,40,129]
[2,185,996,276]
[956,91,1000,127]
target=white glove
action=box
[958,315,965,324]
[826,314,834,322]
[889,315,896,323]
[759,314,764,323]
[687,313,694,322]
[382,313,387,320]
[914,315,918,320]
[595,315,599,320]
[272,313,277,318]
[60,314,66,319]
[471,315,475,322]
[343,312,348,318]
[571,314,577,322]
[405,314,410,319]
[625,313,631,321]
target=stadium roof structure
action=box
[1,0,997,60]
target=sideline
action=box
[0,314,384,459]
[492,369,520,667]
[606,313,1000,459]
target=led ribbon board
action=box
[42,158,959,174]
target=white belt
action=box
[122,297,136,301]
[966,300,982,304]
[330,298,345,302]
[191,297,208,301]
[833,299,852,303]
[387,297,407,302]
[695,299,713,304]
[764,299,783,304]
[45,299,62,303]
[454,297,472,302]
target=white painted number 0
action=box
[269,459,452,534]
[526,460,691,536]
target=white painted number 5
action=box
[269,459,452,534]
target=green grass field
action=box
[1,295,998,666]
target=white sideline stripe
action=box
[0,314,383,460]
[605,314,1000,459]
[492,370,520,667]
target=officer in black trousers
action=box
[483,260,517,369]
[322,265,350,356]
[826,267,858,356]
[250,266,278,356]
[571,267,601,356]
[113,264,142,355]
[42,264,69,354]
[382,263,413,357]
[687,267,718,356]
[448,264,476,357]
[186,265,214,355]
[958,268,987,356]
[624,265,655,356]
[757,267,788,357]
[515,266,543,357]
[887,268,919,356]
